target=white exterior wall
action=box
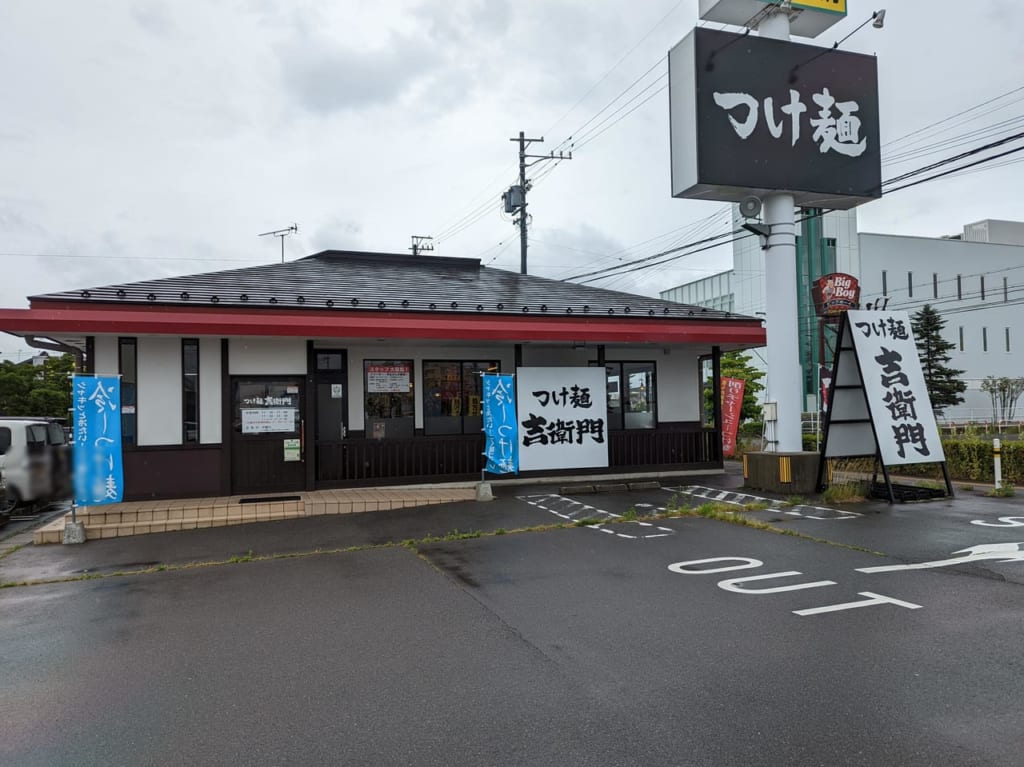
[92,335,118,376]
[859,232,1024,420]
[86,336,711,445]
[229,337,306,374]
[137,337,182,446]
[822,208,861,276]
[660,272,734,312]
[651,351,700,422]
[199,338,222,444]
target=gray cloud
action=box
[278,33,442,114]
[131,3,177,38]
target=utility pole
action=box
[505,131,571,275]
[410,235,434,256]
[258,223,298,263]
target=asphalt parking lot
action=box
[2,476,1022,766]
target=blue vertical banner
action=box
[482,374,518,474]
[73,375,124,506]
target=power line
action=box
[543,0,686,141]
[881,84,1024,149]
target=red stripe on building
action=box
[1,304,766,345]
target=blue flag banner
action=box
[73,375,124,507]
[482,374,518,474]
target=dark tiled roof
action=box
[31,250,748,322]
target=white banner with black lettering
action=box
[516,367,608,472]
[847,310,945,466]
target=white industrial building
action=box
[662,209,1024,422]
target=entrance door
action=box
[230,377,306,495]
[313,350,347,483]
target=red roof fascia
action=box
[1,304,766,345]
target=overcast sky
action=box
[2,0,1023,359]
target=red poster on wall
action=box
[721,377,746,457]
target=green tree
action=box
[703,350,766,423]
[911,304,966,416]
[0,353,74,419]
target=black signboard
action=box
[669,27,881,209]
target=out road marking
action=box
[855,542,1024,573]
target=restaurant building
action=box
[0,250,765,500]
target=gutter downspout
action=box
[23,336,85,370]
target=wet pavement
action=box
[3,466,1023,766]
[3,465,1021,587]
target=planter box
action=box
[743,451,820,495]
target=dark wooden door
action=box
[230,377,306,495]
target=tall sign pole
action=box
[670,2,881,458]
[758,9,802,452]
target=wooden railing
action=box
[316,425,719,486]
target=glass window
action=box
[422,360,498,435]
[933,273,938,299]
[46,423,65,445]
[182,339,199,443]
[983,327,988,352]
[316,352,344,371]
[233,380,301,436]
[0,427,10,454]
[1006,327,1011,353]
[980,275,986,301]
[907,271,913,298]
[119,338,137,447]
[881,270,887,296]
[605,361,656,430]
[364,360,414,439]
[957,275,962,300]
[958,326,964,352]
[26,424,47,456]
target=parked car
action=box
[0,417,71,509]
[0,473,13,524]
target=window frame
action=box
[604,360,657,431]
[422,359,500,436]
[118,337,137,448]
[363,359,415,439]
[182,338,200,444]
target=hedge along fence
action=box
[735,429,1019,483]
[889,438,1024,484]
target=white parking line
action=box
[517,494,676,539]
[664,485,861,520]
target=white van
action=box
[0,418,70,509]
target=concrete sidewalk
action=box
[32,485,481,544]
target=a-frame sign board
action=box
[816,310,954,503]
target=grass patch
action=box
[0,543,24,562]
[986,484,1016,498]
[783,496,806,507]
[742,502,769,511]
[620,507,639,521]
[574,517,604,527]
[226,550,255,564]
[821,484,866,504]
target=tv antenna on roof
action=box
[258,223,298,263]
[410,235,434,256]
